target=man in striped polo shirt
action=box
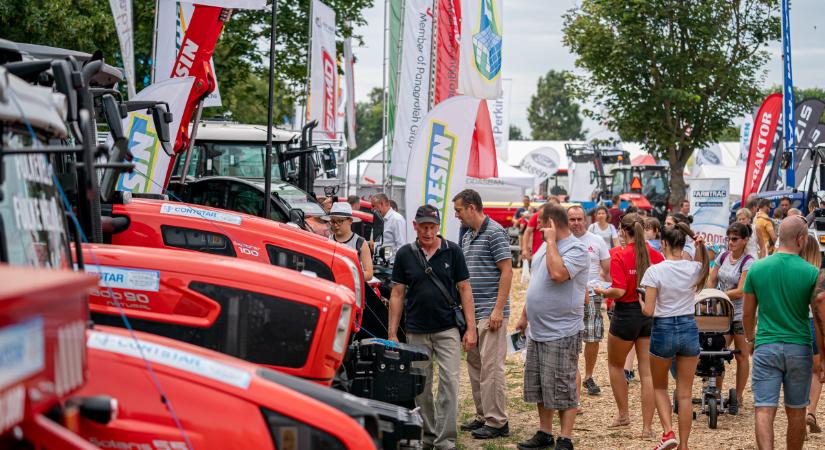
[453,189,513,440]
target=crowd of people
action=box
[318,189,825,450]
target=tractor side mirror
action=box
[288,208,306,228]
[102,95,124,141]
[320,146,337,178]
[152,106,174,156]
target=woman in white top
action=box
[589,206,620,248]
[640,223,708,450]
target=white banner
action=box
[405,96,480,242]
[486,78,511,160]
[457,0,503,100]
[689,178,730,249]
[389,0,433,179]
[116,77,196,194]
[738,113,754,166]
[176,0,265,7]
[519,146,560,185]
[109,0,135,99]
[308,0,337,141]
[153,0,221,106]
[343,36,357,149]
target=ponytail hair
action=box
[621,213,650,288]
[671,222,710,292]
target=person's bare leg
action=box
[625,345,637,372]
[607,334,635,425]
[537,403,554,435]
[649,354,673,434]
[676,355,700,450]
[576,369,582,412]
[635,336,655,436]
[755,407,777,450]
[558,408,577,439]
[585,341,599,379]
[732,334,750,404]
[808,354,822,424]
[716,334,733,391]
[786,407,807,450]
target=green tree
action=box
[563,0,780,205]
[0,0,373,125]
[509,124,524,141]
[352,87,383,159]
[527,70,584,140]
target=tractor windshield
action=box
[175,141,284,180]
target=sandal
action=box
[608,416,630,428]
[808,413,822,433]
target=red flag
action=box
[742,93,783,200]
[433,0,461,105]
[468,101,498,178]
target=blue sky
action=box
[353,0,825,139]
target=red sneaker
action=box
[654,431,678,450]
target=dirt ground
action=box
[452,268,821,450]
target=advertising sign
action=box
[457,0,503,99]
[689,178,730,249]
[308,0,337,140]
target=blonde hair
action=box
[736,208,752,220]
[801,234,822,268]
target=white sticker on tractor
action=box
[87,331,252,389]
[159,203,242,225]
[0,318,44,391]
[86,265,161,292]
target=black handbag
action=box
[412,242,467,337]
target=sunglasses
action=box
[329,218,348,225]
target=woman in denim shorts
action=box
[800,233,825,433]
[640,223,708,450]
[706,222,754,407]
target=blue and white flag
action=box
[457,0,503,100]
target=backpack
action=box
[719,251,753,277]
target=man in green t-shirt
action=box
[744,216,822,450]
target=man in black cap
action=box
[389,204,477,450]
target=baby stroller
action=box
[673,289,738,428]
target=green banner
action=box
[386,0,403,161]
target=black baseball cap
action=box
[415,204,440,224]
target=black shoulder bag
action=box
[412,241,467,337]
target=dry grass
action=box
[452,268,823,450]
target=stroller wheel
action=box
[728,388,738,415]
[708,398,718,429]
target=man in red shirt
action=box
[522,196,561,262]
[608,195,623,228]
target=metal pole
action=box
[301,0,314,130]
[150,0,160,84]
[264,0,278,219]
[177,99,204,195]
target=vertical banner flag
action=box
[153,0,222,106]
[405,96,481,242]
[385,0,404,161]
[792,99,825,188]
[433,0,461,105]
[738,113,753,166]
[468,101,498,178]
[781,0,797,186]
[457,0,502,100]
[308,0,337,141]
[486,78,511,160]
[109,0,136,98]
[116,77,196,194]
[344,36,357,149]
[389,0,434,179]
[741,93,782,200]
[689,178,730,249]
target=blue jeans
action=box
[650,315,700,359]
[752,343,813,408]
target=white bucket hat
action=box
[323,202,361,222]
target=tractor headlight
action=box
[332,304,352,354]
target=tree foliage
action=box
[509,124,524,141]
[563,0,780,205]
[0,0,373,125]
[527,70,584,140]
[352,87,383,159]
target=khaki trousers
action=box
[466,317,509,427]
[408,328,461,450]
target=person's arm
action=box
[599,258,611,282]
[767,222,777,243]
[707,265,719,289]
[641,286,657,317]
[756,225,766,258]
[359,241,374,280]
[813,273,825,382]
[490,258,513,331]
[516,304,528,335]
[387,283,406,342]
[522,226,534,261]
[457,280,477,350]
[610,224,620,248]
[725,270,748,301]
[692,235,704,264]
[743,292,757,353]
